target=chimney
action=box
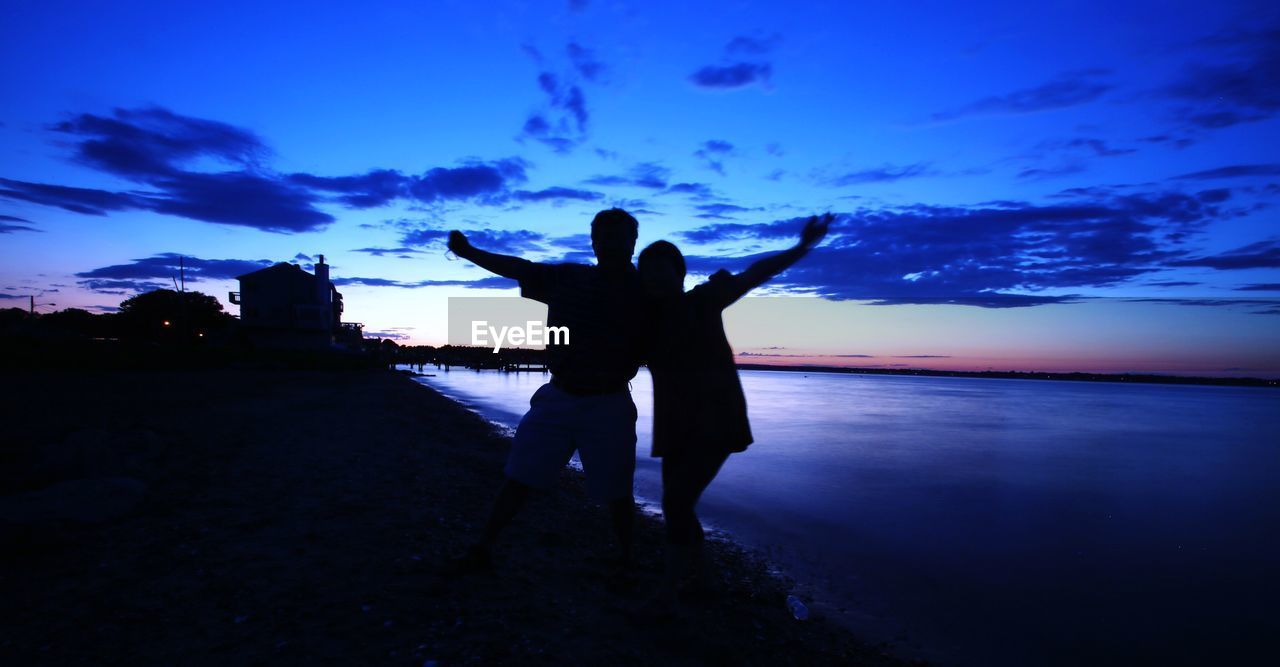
[315,254,332,329]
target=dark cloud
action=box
[1171,164,1280,180]
[363,329,413,341]
[931,69,1112,122]
[1018,164,1094,181]
[400,227,547,255]
[694,203,759,220]
[1146,280,1201,287]
[1159,23,1280,129]
[51,106,266,178]
[332,276,516,290]
[689,62,772,90]
[566,42,606,82]
[676,188,1240,307]
[1,107,528,232]
[511,186,604,202]
[75,253,275,294]
[0,214,38,233]
[690,36,777,91]
[662,182,716,200]
[519,43,604,152]
[1236,283,1280,291]
[827,162,935,186]
[1060,138,1135,157]
[1168,239,1280,269]
[726,34,781,56]
[693,140,735,175]
[0,178,151,216]
[584,162,670,189]
[1010,137,1137,181]
[351,247,424,258]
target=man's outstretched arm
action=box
[448,230,537,281]
[731,213,833,295]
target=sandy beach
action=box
[0,369,907,665]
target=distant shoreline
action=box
[734,363,1280,388]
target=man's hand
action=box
[799,213,833,249]
[448,230,471,256]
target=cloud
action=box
[694,202,759,220]
[1171,164,1280,180]
[0,214,38,233]
[566,42,606,82]
[693,140,735,175]
[400,226,548,255]
[1168,239,1280,269]
[332,276,516,290]
[511,186,604,202]
[1236,283,1280,291]
[662,182,716,200]
[827,162,935,186]
[1,107,528,232]
[584,162,670,189]
[0,178,152,216]
[689,34,779,91]
[1158,23,1280,129]
[519,43,606,152]
[676,187,1242,307]
[1146,280,1201,287]
[931,69,1112,121]
[74,253,277,293]
[725,34,781,56]
[689,62,772,90]
[351,247,424,258]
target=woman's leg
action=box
[659,448,730,599]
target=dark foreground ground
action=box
[0,369,909,665]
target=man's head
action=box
[590,208,638,268]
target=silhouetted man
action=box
[446,208,645,573]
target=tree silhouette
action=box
[117,289,234,341]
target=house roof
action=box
[236,262,315,282]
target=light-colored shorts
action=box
[504,382,637,502]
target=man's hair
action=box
[638,240,686,278]
[591,208,639,239]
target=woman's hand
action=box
[447,230,471,256]
[799,213,833,249]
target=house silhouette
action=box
[231,255,361,348]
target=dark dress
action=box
[647,270,754,458]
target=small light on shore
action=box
[163,320,171,327]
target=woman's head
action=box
[638,240,686,296]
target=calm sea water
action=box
[407,366,1279,665]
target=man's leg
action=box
[448,383,571,574]
[608,496,635,566]
[478,478,532,550]
[574,391,639,566]
[447,478,531,574]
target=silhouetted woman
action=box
[637,213,831,613]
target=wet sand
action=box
[0,369,909,665]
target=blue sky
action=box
[1,0,1278,374]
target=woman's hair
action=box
[638,240,686,278]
